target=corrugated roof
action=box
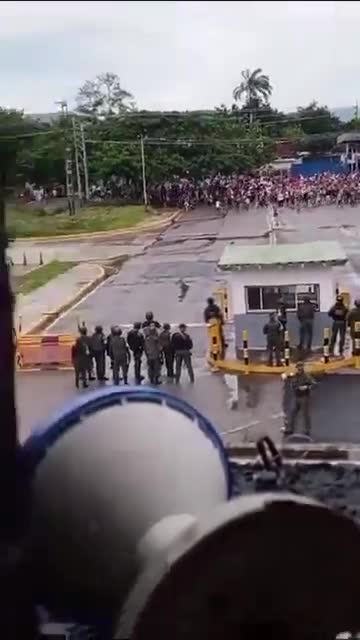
[218,241,348,270]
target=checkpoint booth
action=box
[218,241,348,354]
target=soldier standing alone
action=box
[284,362,316,437]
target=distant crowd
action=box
[19,171,360,211]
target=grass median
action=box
[7,204,150,238]
[15,260,75,295]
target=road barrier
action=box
[207,318,358,375]
[17,334,75,370]
[207,318,222,367]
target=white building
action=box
[218,241,348,351]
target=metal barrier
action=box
[17,334,75,370]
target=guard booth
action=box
[218,241,348,354]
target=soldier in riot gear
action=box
[328,294,348,357]
[171,323,195,384]
[71,326,89,389]
[348,299,360,355]
[127,322,145,384]
[159,323,174,379]
[285,362,316,437]
[263,312,282,366]
[90,325,108,381]
[77,320,95,380]
[142,311,161,329]
[106,326,117,370]
[144,321,162,384]
[108,326,130,385]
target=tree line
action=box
[0,69,358,192]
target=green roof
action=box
[218,241,348,270]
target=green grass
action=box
[7,204,150,238]
[16,260,75,295]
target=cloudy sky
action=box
[1,0,360,114]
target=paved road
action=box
[16,205,360,447]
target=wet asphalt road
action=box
[17,205,360,446]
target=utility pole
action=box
[55,100,75,215]
[140,135,148,210]
[80,123,90,200]
[72,117,82,201]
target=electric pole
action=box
[80,123,90,201]
[72,117,82,201]
[140,135,148,210]
[55,100,75,215]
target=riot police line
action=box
[71,311,195,389]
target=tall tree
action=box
[233,68,273,108]
[76,72,135,116]
[295,101,341,135]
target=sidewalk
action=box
[15,263,104,334]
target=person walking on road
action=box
[144,322,162,385]
[171,323,195,384]
[328,294,348,357]
[71,326,90,389]
[284,362,316,437]
[108,326,130,385]
[159,323,174,379]
[297,295,315,352]
[91,325,108,381]
[263,312,282,366]
[348,299,360,355]
[127,322,145,384]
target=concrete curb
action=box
[14,210,182,243]
[25,264,106,335]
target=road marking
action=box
[46,276,109,332]
[220,413,284,437]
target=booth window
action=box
[246,284,319,312]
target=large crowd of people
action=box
[19,170,360,211]
[150,171,360,210]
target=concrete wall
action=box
[230,461,360,522]
[229,265,335,349]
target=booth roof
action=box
[218,241,348,270]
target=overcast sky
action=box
[1,0,360,114]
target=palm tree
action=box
[233,68,272,109]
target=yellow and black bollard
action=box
[207,318,222,369]
[323,327,330,363]
[354,321,360,368]
[222,288,229,322]
[284,330,290,366]
[242,329,249,366]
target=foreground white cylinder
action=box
[22,387,231,611]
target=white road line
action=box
[220,413,284,437]
[46,276,109,332]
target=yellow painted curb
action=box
[208,356,357,375]
[25,264,106,335]
[15,210,181,243]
